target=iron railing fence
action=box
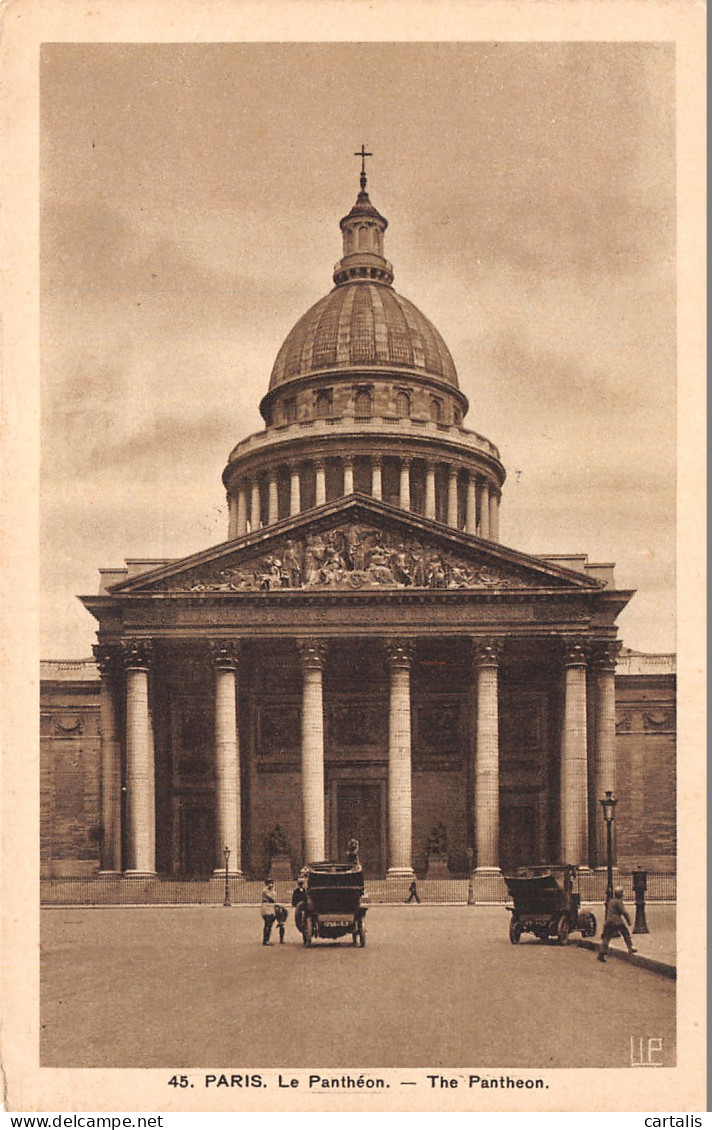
[40,871,677,907]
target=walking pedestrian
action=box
[261,878,277,945]
[405,879,421,904]
[598,886,637,962]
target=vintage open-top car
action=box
[301,860,368,947]
[504,864,597,945]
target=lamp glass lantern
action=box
[600,791,618,823]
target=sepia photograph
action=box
[1,2,705,1114]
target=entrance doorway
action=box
[180,804,215,877]
[335,782,385,877]
[499,803,540,872]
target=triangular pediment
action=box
[110,495,602,596]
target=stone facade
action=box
[40,169,676,885]
[39,648,677,879]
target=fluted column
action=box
[489,490,500,542]
[561,641,589,867]
[386,641,414,877]
[250,479,261,531]
[399,458,412,511]
[211,642,242,874]
[474,640,502,871]
[121,640,155,875]
[93,645,122,873]
[315,460,327,507]
[447,465,459,528]
[465,472,477,535]
[227,493,238,540]
[236,483,248,536]
[593,643,619,868]
[343,456,354,495]
[371,455,383,500]
[425,461,436,520]
[267,474,279,525]
[478,479,490,538]
[289,464,301,516]
[298,640,327,863]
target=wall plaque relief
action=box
[174,700,213,779]
[416,702,462,748]
[54,714,84,735]
[328,703,388,747]
[642,709,675,731]
[615,710,633,733]
[498,694,546,782]
[156,522,540,594]
[258,704,301,756]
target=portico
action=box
[83,496,630,885]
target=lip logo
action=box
[631,1037,664,1067]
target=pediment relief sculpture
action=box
[157,523,538,593]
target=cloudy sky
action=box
[40,42,675,658]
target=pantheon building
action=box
[41,165,676,892]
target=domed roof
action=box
[269,283,459,390]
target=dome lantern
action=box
[333,146,393,287]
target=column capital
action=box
[385,640,414,669]
[371,453,383,468]
[313,458,326,471]
[120,639,153,671]
[562,639,589,667]
[342,454,354,467]
[590,640,621,672]
[448,463,459,479]
[473,638,503,667]
[209,640,240,670]
[297,639,328,670]
[400,455,412,468]
[92,643,121,677]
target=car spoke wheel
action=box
[509,918,522,944]
[557,915,570,946]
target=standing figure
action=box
[291,876,308,934]
[274,903,288,943]
[261,878,277,945]
[598,887,638,962]
[346,837,360,866]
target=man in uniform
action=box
[261,878,277,945]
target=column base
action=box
[123,870,157,878]
[468,868,507,904]
[97,870,122,877]
[386,867,415,880]
[212,869,243,878]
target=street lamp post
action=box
[223,845,231,907]
[599,791,617,917]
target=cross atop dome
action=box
[354,144,373,192]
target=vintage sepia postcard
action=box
[1,0,706,1116]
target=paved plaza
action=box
[41,905,676,1070]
